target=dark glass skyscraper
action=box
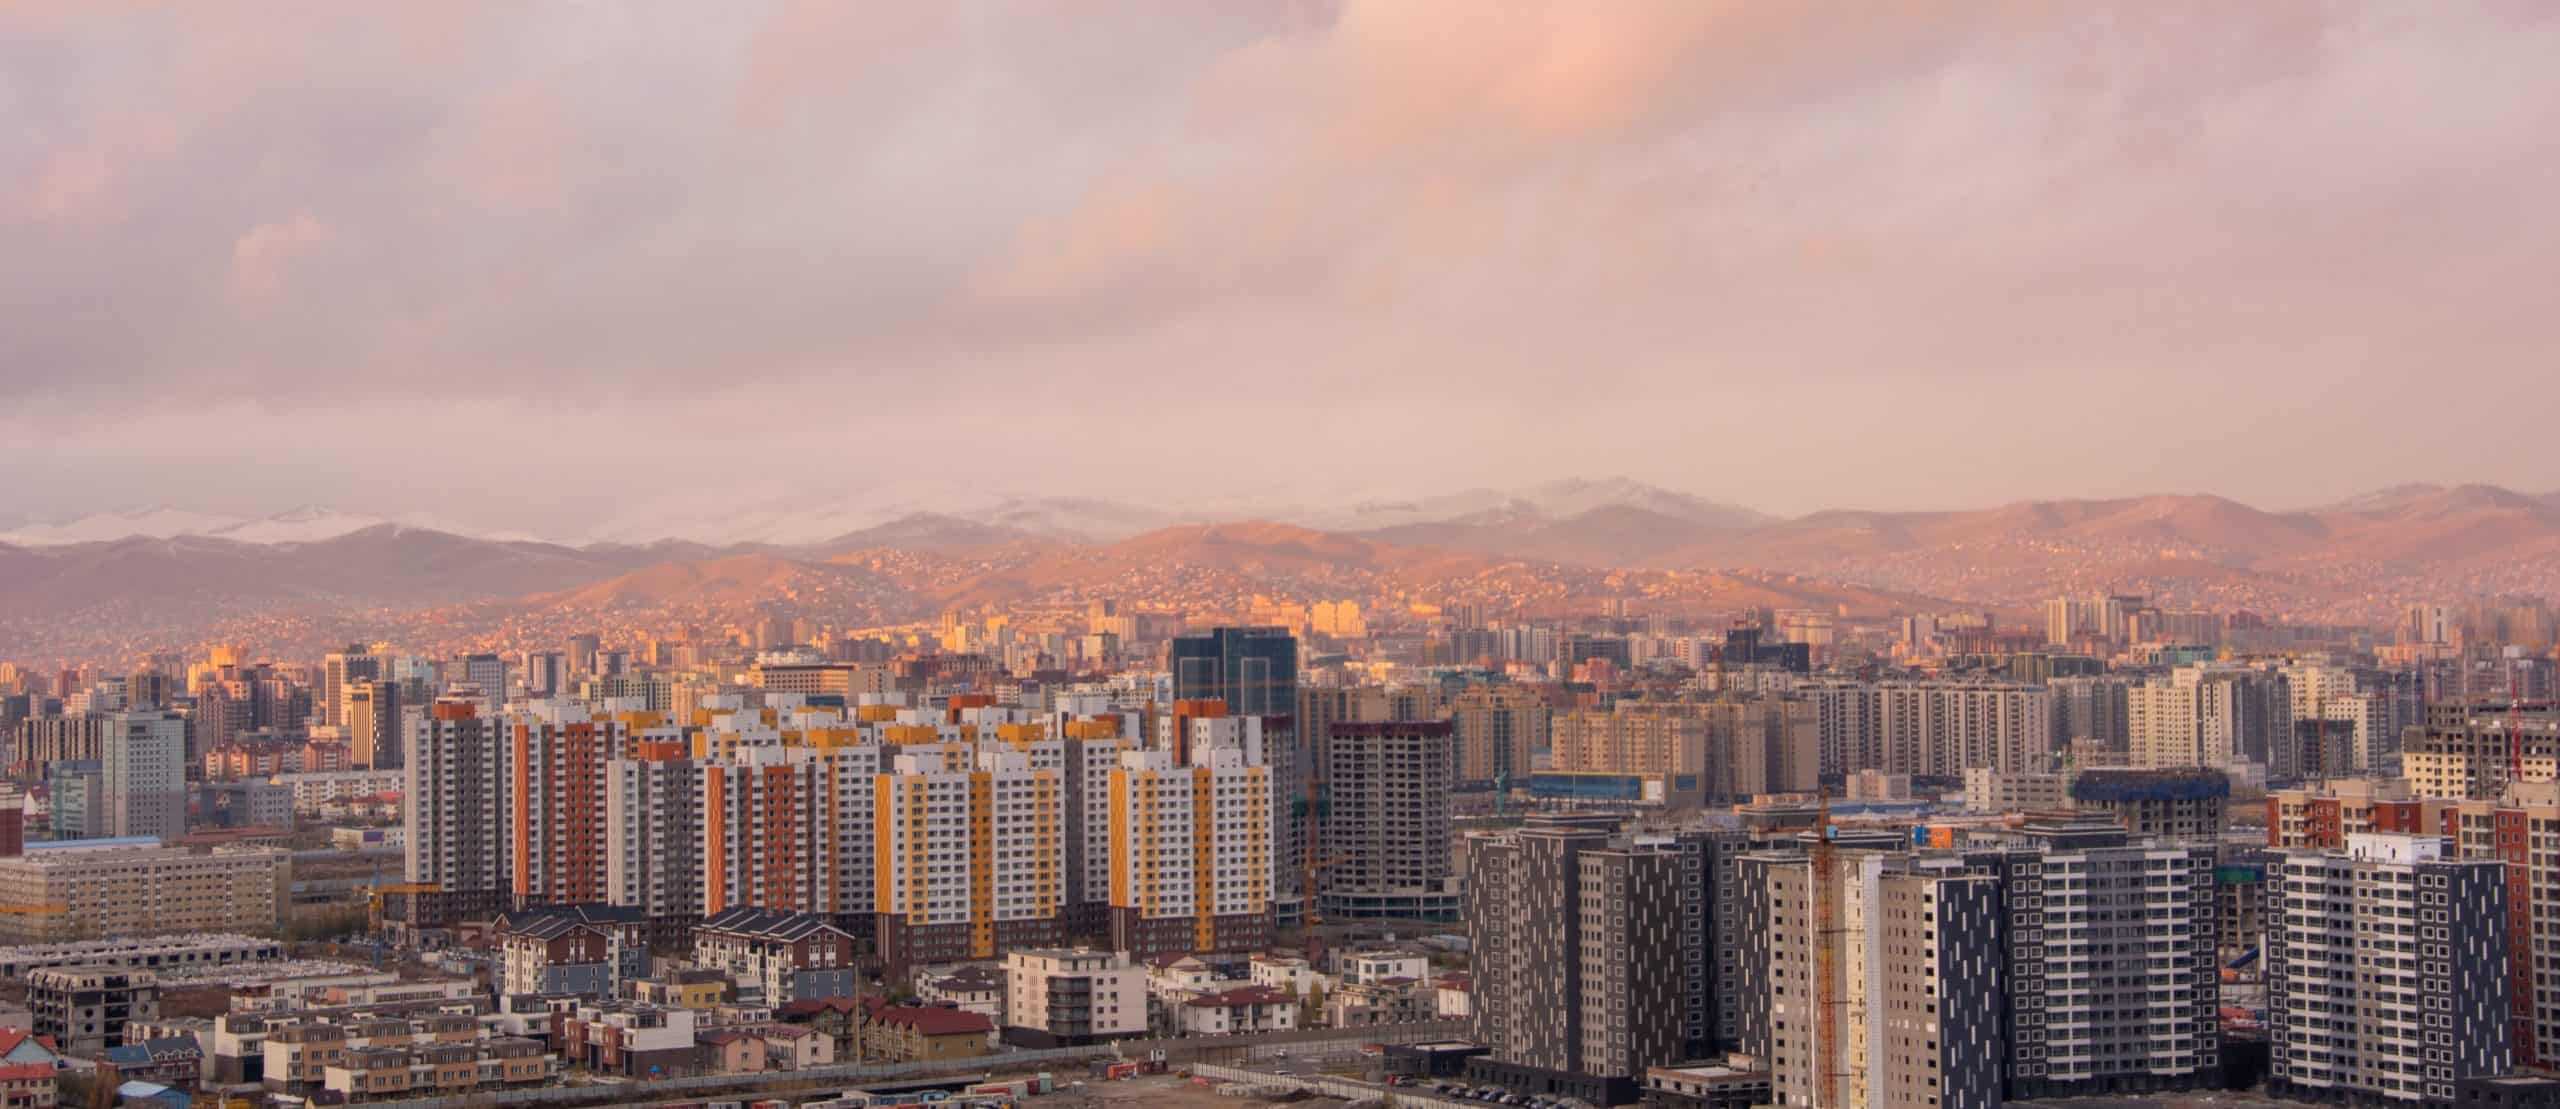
[1170,626,1298,716]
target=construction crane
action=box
[1812,786,1843,1109]
[1302,854,1349,928]
[2511,660,2528,793]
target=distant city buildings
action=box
[13,568,2560,1101]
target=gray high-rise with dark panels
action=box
[1940,815,2222,1099]
[1467,817,1684,1106]
[1320,721,1457,920]
[2270,833,2512,1105]
[1170,627,1297,716]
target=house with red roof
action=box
[859,1001,993,1063]
[0,1029,56,1109]
[1175,985,1297,1037]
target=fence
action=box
[359,1020,1470,1109]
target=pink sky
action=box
[3,2,2557,531]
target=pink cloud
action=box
[229,213,336,305]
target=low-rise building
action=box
[321,1037,547,1102]
[630,969,730,1010]
[0,841,288,943]
[861,1003,995,1062]
[1642,1058,1772,1109]
[29,966,159,1056]
[1248,954,1314,996]
[0,1029,61,1109]
[1326,978,1434,1028]
[100,1036,203,1091]
[493,905,653,999]
[212,1000,488,1087]
[915,965,1004,1021]
[690,907,858,1005]
[0,934,281,980]
[261,1010,490,1094]
[1176,985,1296,1036]
[1339,950,1429,986]
[1961,766,2070,813]
[1002,948,1145,1048]
[774,997,862,1061]
[270,771,405,813]
[1433,972,1471,1019]
[558,1002,700,1079]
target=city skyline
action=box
[7,4,2559,1103]
[8,3,2560,527]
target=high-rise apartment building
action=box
[455,654,509,702]
[2048,674,2135,751]
[1106,742,1272,958]
[100,709,186,841]
[1961,817,2221,1098]
[1551,702,1705,776]
[320,646,380,728]
[603,749,702,920]
[1466,817,1684,1105]
[520,651,566,698]
[345,680,401,769]
[2268,833,2512,1104]
[1171,627,1297,717]
[1054,714,1137,933]
[2267,780,2560,1069]
[873,748,1063,975]
[1449,683,1549,787]
[1804,681,2054,777]
[2127,665,2292,769]
[2402,699,2560,799]
[1319,721,1456,920]
[508,702,626,908]
[703,744,880,919]
[399,696,513,928]
[1755,848,2006,1109]
[565,634,601,677]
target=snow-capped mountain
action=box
[0,506,256,546]
[0,479,1761,550]
[0,506,545,547]
[206,507,396,544]
[1291,477,1768,532]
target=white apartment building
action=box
[1003,948,1145,1047]
[101,710,187,841]
[874,748,1063,969]
[271,770,404,812]
[405,697,509,897]
[2269,833,2511,1104]
[1107,742,1273,959]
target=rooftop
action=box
[864,1003,994,1037]
[0,933,275,963]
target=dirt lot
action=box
[1033,1073,1350,1109]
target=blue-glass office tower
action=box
[1170,627,1298,717]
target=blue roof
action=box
[28,836,160,853]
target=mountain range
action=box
[4,480,2559,658]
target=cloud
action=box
[1,0,2558,531]
[228,213,335,304]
